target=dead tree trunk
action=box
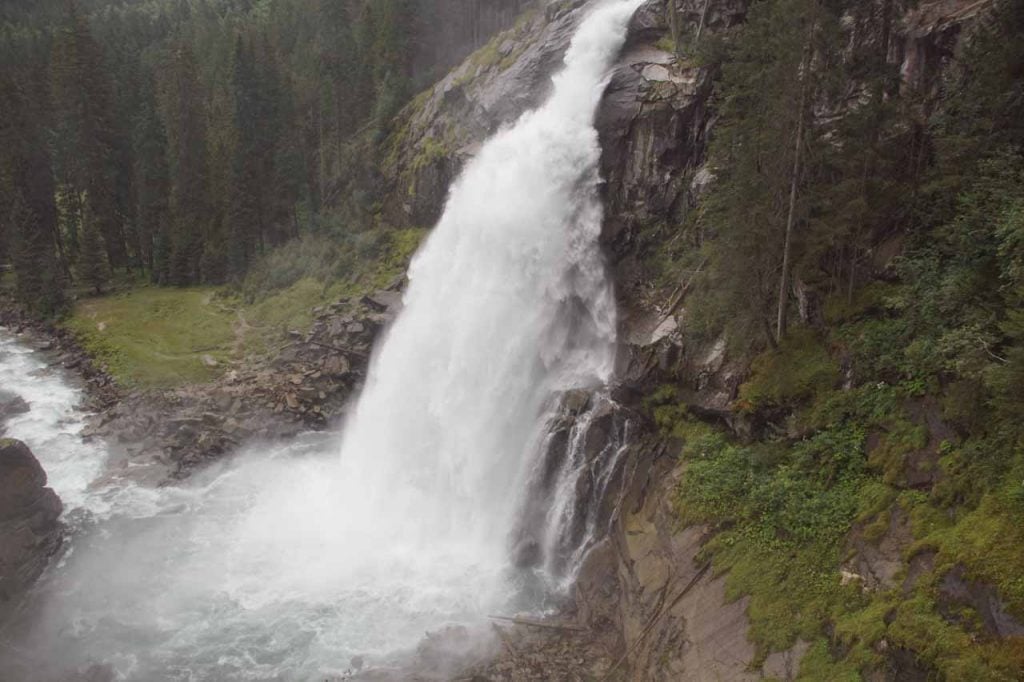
[776,48,810,342]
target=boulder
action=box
[0,391,30,424]
[361,290,403,315]
[0,439,63,623]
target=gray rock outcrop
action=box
[0,439,62,623]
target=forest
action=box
[0,0,529,316]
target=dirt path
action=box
[231,310,252,359]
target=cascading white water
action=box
[0,1,640,679]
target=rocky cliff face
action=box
[375,0,996,678]
[0,439,62,625]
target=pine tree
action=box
[927,0,1024,223]
[50,1,129,271]
[352,3,380,126]
[694,0,831,347]
[133,83,170,278]
[158,41,208,286]
[318,0,360,167]
[368,0,417,131]
[78,202,110,295]
[0,73,66,317]
[227,36,261,280]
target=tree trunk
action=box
[668,1,679,52]
[695,0,712,46]
[776,50,810,342]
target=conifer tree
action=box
[227,37,261,279]
[50,0,129,270]
[695,0,831,347]
[159,41,208,286]
[0,73,66,317]
[133,84,170,278]
[318,0,360,167]
[78,203,110,295]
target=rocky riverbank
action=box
[81,288,403,477]
[0,286,400,479]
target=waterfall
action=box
[0,1,641,678]
[320,0,642,591]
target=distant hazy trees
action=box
[0,0,474,316]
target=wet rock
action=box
[566,450,765,681]
[903,551,936,595]
[361,290,403,314]
[845,505,913,591]
[511,537,542,569]
[0,391,30,424]
[560,389,591,415]
[763,639,811,680]
[938,565,1024,638]
[0,439,63,623]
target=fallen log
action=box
[487,615,587,632]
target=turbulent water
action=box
[0,1,640,679]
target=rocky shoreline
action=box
[0,287,402,480]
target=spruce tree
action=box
[78,203,110,295]
[0,73,66,317]
[158,42,208,286]
[694,0,831,347]
[227,37,260,280]
[133,84,170,278]
[50,1,129,271]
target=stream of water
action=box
[0,1,641,678]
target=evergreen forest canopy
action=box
[0,0,526,315]
[681,0,1024,424]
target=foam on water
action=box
[0,333,113,516]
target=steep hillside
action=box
[378,0,1024,679]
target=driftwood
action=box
[487,615,588,632]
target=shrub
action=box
[739,328,840,411]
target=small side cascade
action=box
[513,389,638,588]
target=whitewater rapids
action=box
[0,0,641,678]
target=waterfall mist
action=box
[0,1,641,678]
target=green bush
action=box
[738,328,840,411]
[239,227,426,305]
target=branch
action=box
[487,615,587,632]
[602,562,712,680]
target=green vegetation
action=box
[63,227,425,387]
[737,328,839,411]
[65,287,235,387]
[0,0,518,318]
[665,321,1024,678]
[655,0,1024,677]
